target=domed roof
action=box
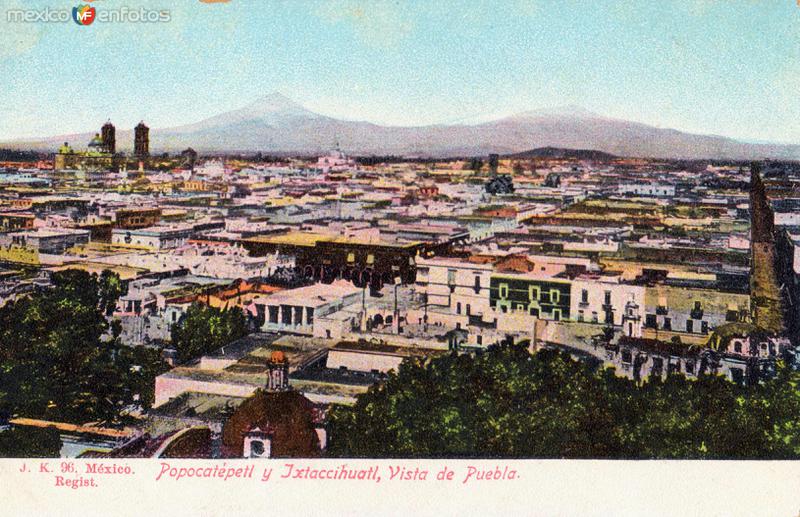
[222,389,320,458]
[88,133,104,147]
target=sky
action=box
[0,0,799,144]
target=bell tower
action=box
[267,351,288,392]
[101,120,116,154]
[134,121,149,158]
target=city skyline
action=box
[0,1,799,144]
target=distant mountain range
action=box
[4,92,800,160]
[506,147,618,161]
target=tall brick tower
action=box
[750,162,786,334]
[134,121,149,158]
[101,121,115,154]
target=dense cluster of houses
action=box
[1,150,799,457]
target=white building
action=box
[111,225,194,249]
[0,228,90,254]
[316,147,356,174]
[415,256,494,327]
[570,274,645,337]
[618,183,676,197]
[252,281,362,336]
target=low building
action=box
[0,228,90,254]
[112,225,194,250]
[325,341,443,374]
[618,183,676,197]
[252,282,362,337]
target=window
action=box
[581,289,588,304]
[691,301,703,319]
[686,319,693,333]
[726,310,738,322]
[499,283,509,299]
[592,311,599,323]
[529,307,539,317]
[250,440,265,457]
[604,291,612,305]
[516,303,525,312]
[550,289,560,304]
[552,309,561,321]
[529,285,540,301]
[347,252,355,263]
[701,321,708,334]
[466,304,471,316]
[501,305,508,313]
[473,276,481,294]
[734,342,742,353]
[663,317,672,330]
[477,335,482,345]
[456,302,461,314]
[577,310,584,322]
[604,310,614,324]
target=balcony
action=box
[690,308,704,320]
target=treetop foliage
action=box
[329,344,800,459]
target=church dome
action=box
[221,389,320,458]
[88,133,104,147]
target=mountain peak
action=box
[512,105,604,120]
[241,92,318,120]
[248,92,303,111]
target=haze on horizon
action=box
[0,0,799,145]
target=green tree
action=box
[0,426,62,458]
[170,303,248,364]
[0,269,167,424]
[328,344,800,459]
[98,269,126,316]
[329,347,621,458]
